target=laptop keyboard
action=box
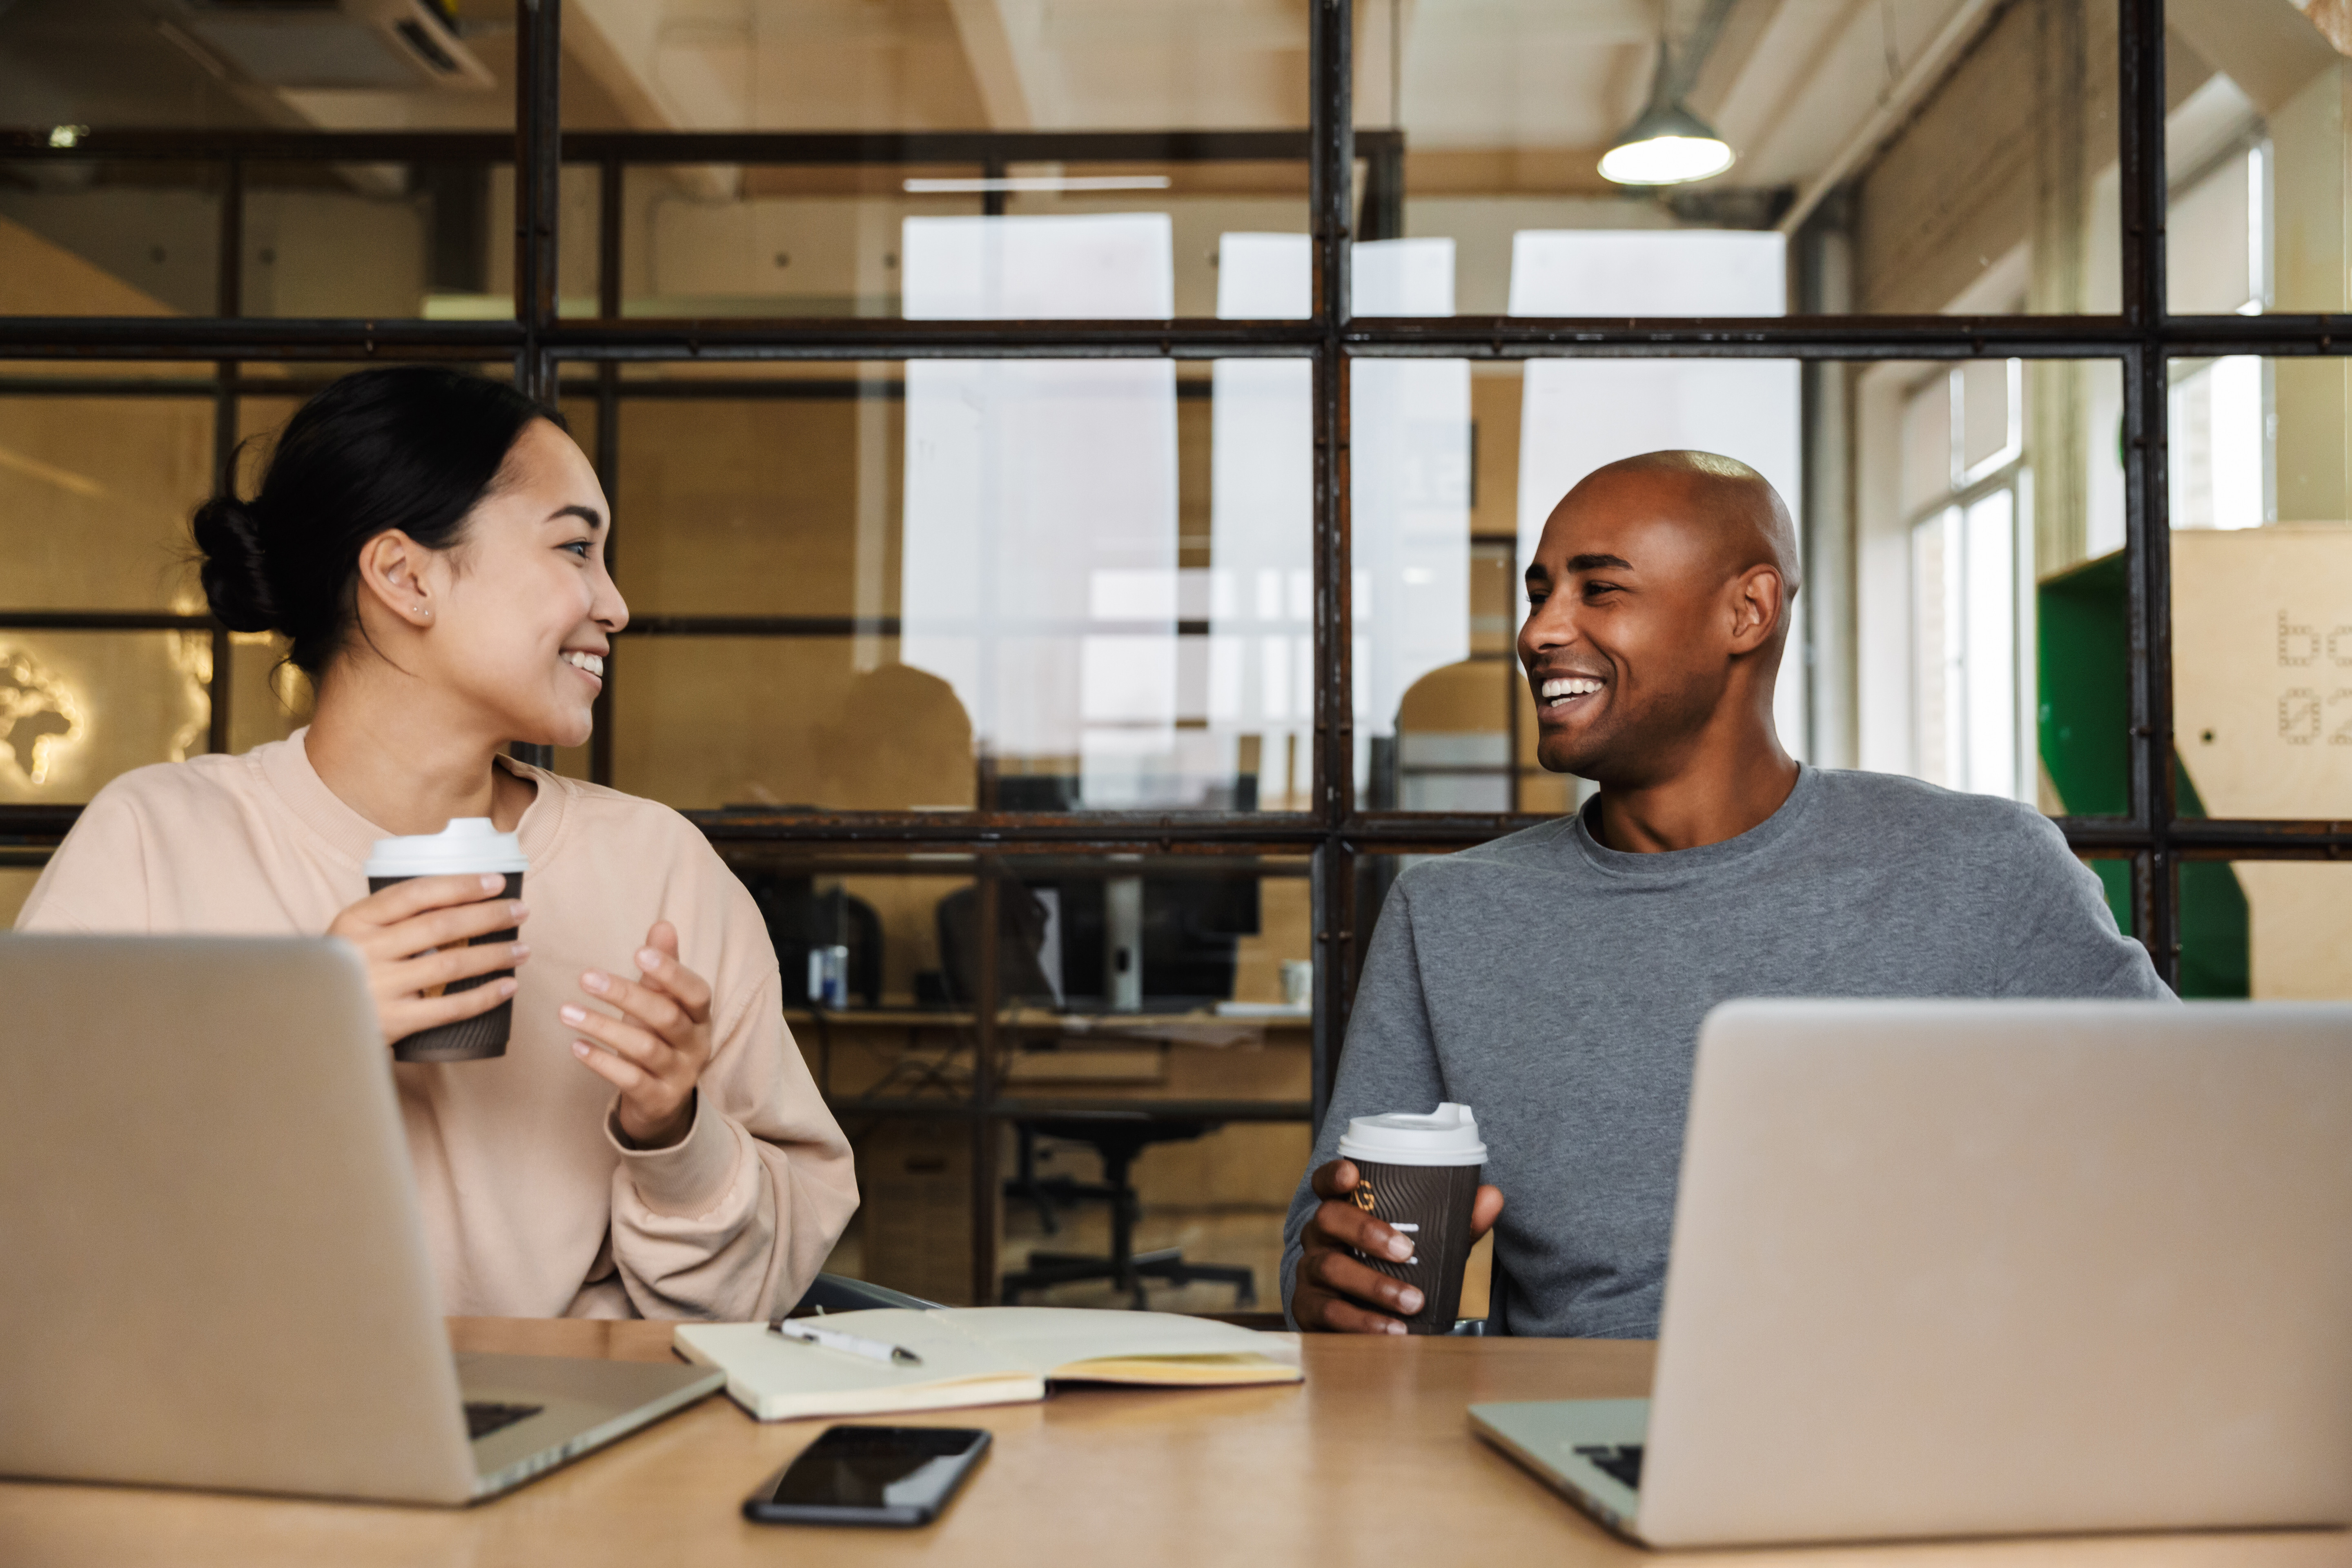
[1574,1443,1644,1490]
[464,1401,544,1440]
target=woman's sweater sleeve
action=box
[600,904,859,1321]
[13,782,152,932]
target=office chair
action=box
[998,1111,1256,1311]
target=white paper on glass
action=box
[1508,230,1805,760]
[1352,240,1471,788]
[1206,234,1471,805]
[1208,234,1312,804]
[900,214,1179,803]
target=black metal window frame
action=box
[4,0,2348,1300]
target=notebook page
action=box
[923,1307,1301,1379]
[673,1312,1041,1421]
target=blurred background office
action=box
[3,0,2349,1312]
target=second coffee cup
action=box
[364,817,528,1063]
[1338,1101,1487,1334]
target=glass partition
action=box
[2165,356,2352,822]
[0,630,211,804]
[1356,0,2119,315]
[2177,859,2352,1000]
[722,846,1311,1309]
[0,392,212,609]
[2165,1,2347,317]
[604,355,1310,813]
[1857,358,2130,816]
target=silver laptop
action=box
[0,935,724,1505]
[1472,998,2352,1548]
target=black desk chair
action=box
[998,1112,1256,1311]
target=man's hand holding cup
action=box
[1294,1104,1503,1335]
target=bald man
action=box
[1282,450,2167,1339]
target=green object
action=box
[2089,858,2133,937]
[2036,550,2247,996]
[2036,552,2131,816]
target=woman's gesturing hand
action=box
[563,920,713,1149]
[326,873,529,1049]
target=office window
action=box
[7,0,2350,1308]
[1842,357,2134,815]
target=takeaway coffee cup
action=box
[364,817,528,1063]
[1337,1102,1487,1334]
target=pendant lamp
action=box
[1599,10,1736,187]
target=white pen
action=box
[768,1317,924,1367]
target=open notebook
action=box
[674,1307,1303,1421]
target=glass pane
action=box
[1358,353,1803,811]
[223,635,313,758]
[0,864,39,929]
[2180,861,2352,1000]
[606,358,1307,812]
[243,160,577,321]
[0,158,222,316]
[1855,358,2129,815]
[563,4,1305,134]
[0,0,510,316]
[2081,854,2137,941]
[0,1,510,131]
[732,847,1310,1310]
[2164,2,2344,315]
[589,5,1312,320]
[2168,364,2352,819]
[1359,0,2117,314]
[619,162,1303,320]
[0,394,213,610]
[0,631,213,803]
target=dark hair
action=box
[192,366,566,678]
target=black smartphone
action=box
[742,1425,991,1527]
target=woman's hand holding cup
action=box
[563,920,713,1150]
[327,873,530,1049]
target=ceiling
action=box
[0,0,2342,205]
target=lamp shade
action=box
[1598,100,1735,187]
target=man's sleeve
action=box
[1280,876,1449,1327]
[1994,810,2174,1000]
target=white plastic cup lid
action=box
[364,817,529,878]
[1336,1102,1486,1167]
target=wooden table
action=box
[2,1319,2345,1566]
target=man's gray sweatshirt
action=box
[1281,766,2171,1340]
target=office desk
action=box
[2,1318,2344,1567]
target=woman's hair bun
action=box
[184,366,563,678]
[192,493,283,635]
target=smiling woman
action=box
[13,365,857,1323]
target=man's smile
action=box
[1536,674,1606,716]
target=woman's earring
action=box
[417,605,432,619]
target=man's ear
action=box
[354,530,436,629]
[1726,565,1786,656]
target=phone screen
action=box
[746,1425,990,1525]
